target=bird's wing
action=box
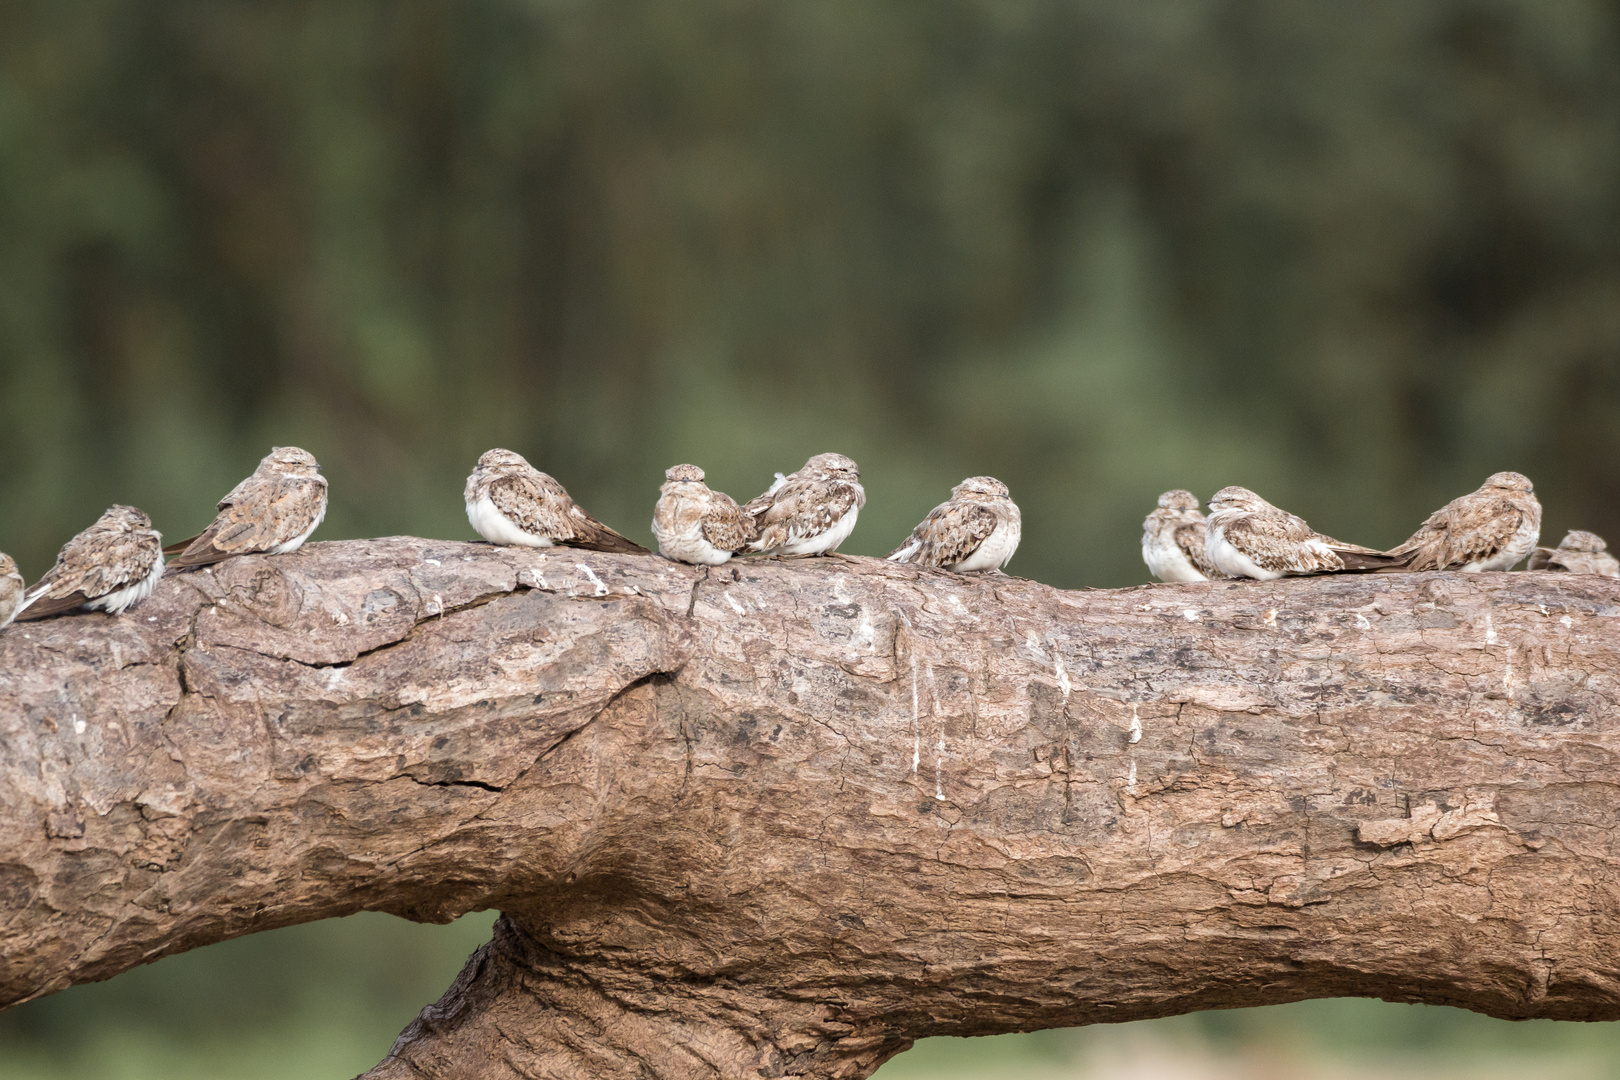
[891,502,997,567]
[752,480,861,550]
[488,473,579,540]
[18,529,158,620]
[0,573,24,621]
[215,470,263,511]
[170,475,327,568]
[563,502,651,554]
[1542,550,1620,577]
[741,473,790,519]
[162,535,202,557]
[1172,520,1224,579]
[163,470,279,561]
[13,586,95,621]
[1331,548,1406,571]
[1413,496,1524,571]
[1384,502,1455,563]
[491,473,649,553]
[1317,535,1385,556]
[1384,492,1528,570]
[1527,547,1557,571]
[1313,531,1404,570]
[700,492,758,553]
[886,517,928,561]
[1223,513,1341,574]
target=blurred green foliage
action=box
[2,0,1619,1075]
[4,0,1620,589]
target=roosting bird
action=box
[165,446,328,570]
[887,476,1021,572]
[1142,490,1224,583]
[465,449,648,554]
[743,453,865,557]
[1205,487,1398,580]
[651,464,757,566]
[1527,529,1618,577]
[0,553,23,630]
[1384,472,1541,572]
[14,506,164,621]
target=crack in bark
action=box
[305,584,539,670]
[407,776,505,794]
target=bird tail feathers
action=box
[576,525,651,555]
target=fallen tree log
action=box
[1,538,1618,1078]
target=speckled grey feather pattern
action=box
[743,453,865,555]
[1141,491,1225,581]
[1385,472,1541,572]
[887,477,1020,571]
[0,553,23,629]
[17,506,163,620]
[466,449,648,554]
[651,465,758,564]
[170,446,328,568]
[1205,487,1391,578]
[1528,529,1618,577]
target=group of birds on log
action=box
[467,449,1020,570]
[0,448,1020,630]
[1142,473,1617,583]
[0,449,1611,634]
[0,446,329,630]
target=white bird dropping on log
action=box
[0,553,23,630]
[1385,472,1542,572]
[651,464,758,566]
[887,476,1021,572]
[1528,529,1618,577]
[743,452,866,556]
[1141,490,1224,582]
[1205,487,1394,580]
[166,446,328,570]
[465,449,649,554]
[15,506,164,621]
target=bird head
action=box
[476,448,533,475]
[1157,489,1200,511]
[804,453,860,482]
[0,552,17,578]
[1561,530,1607,552]
[1483,471,1534,494]
[1208,486,1268,514]
[100,505,154,531]
[665,464,706,483]
[262,446,322,476]
[953,476,1009,500]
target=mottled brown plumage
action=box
[887,477,1020,572]
[1141,490,1224,582]
[16,506,164,621]
[167,446,328,570]
[465,449,649,554]
[1527,530,1619,577]
[651,464,758,565]
[744,453,865,556]
[1385,472,1541,572]
[0,553,23,630]
[1206,487,1395,580]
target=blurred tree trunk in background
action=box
[3,542,1619,1078]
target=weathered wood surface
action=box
[2,538,1618,1078]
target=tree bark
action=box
[2,538,1618,1078]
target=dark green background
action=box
[3,2,1619,1075]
